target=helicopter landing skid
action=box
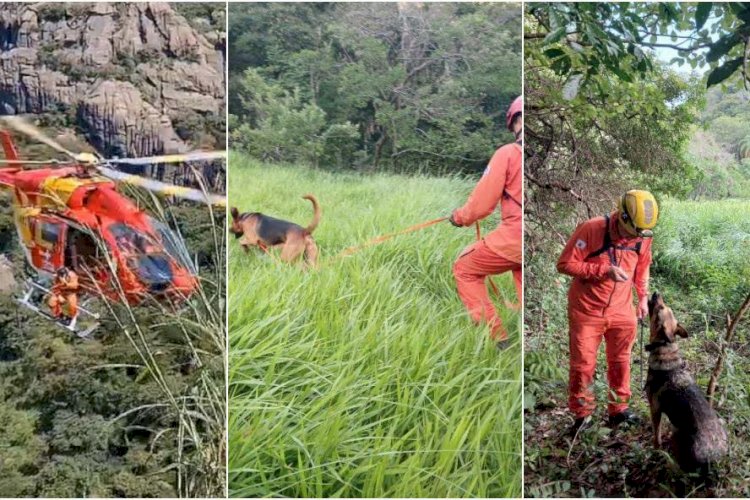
[16,280,101,338]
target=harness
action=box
[585,214,642,265]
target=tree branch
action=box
[707,290,750,405]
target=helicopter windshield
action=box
[108,221,196,276]
[149,218,197,275]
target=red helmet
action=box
[506,96,522,131]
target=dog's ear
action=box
[675,323,689,339]
[230,207,239,220]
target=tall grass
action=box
[228,156,521,497]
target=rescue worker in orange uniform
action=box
[49,266,79,325]
[557,190,659,432]
[450,96,522,349]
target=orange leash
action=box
[336,217,448,258]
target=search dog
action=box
[645,292,727,473]
[230,194,320,267]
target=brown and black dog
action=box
[645,292,728,472]
[230,194,320,267]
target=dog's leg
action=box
[279,236,306,264]
[651,406,663,447]
[303,235,318,268]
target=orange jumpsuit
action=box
[452,143,522,340]
[557,212,652,418]
[49,271,79,319]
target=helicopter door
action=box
[30,216,67,274]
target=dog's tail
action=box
[303,194,321,233]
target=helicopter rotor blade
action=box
[97,166,226,207]
[1,116,79,160]
[106,151,226,166]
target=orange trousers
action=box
[568,308,637,418]
[49,293,78,319]
[453,240,521,340]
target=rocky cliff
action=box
[0,2,225,159]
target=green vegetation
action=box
[525,3,750,497]
[229,3,521,173]
[0,193,226,497]
[228,157,521,497]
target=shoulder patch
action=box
[482,165,491,177]
[575,239,587,250]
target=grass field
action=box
[227,156,522,497]
[524,198,750,497]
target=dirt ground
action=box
[524,381,733,498]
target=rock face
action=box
[0,2,225,159]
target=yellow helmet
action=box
[618,190,658,237]
[74,152,99,165]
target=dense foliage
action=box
[228,3,521,173]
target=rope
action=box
[256,216,449,265]
[335,217,448,259]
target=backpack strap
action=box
[586,214,642,261]
[585,214,612,260]
[503,191,522,207]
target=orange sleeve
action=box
[451,148,507,226]
[633,239,652,300]
[556,221,610,280]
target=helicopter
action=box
[0,116,226,337]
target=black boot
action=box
[608,409,640,427]
[495,338,512,351]
[570,415,592,435]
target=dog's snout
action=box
[648,291,662,315]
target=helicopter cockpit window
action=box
[39,221,62,246]
[109,223,158,256]
[149,218,197,275]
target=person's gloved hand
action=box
[637,295,649,320]
[607,265,629,282]
[449,212,462,227]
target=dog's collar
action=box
[645,340,670,352]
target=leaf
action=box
[544,26,567,44]
[562,73,584,101]
[706,33,740,63]
[695,2,712,30]
[706,56,743,87]
[550,54,571,75]
[543,48,565,59]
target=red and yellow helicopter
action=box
[0,116,226,336]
